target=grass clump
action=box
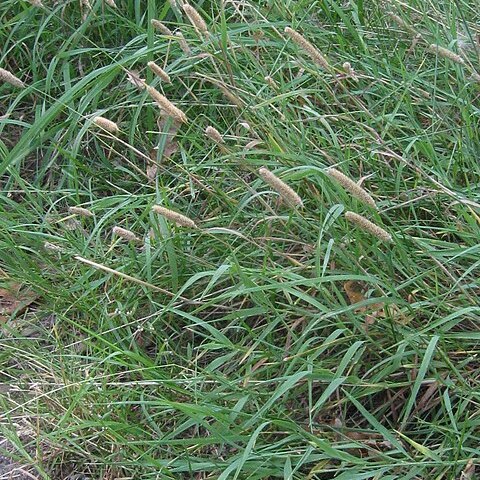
[0,0,479,479]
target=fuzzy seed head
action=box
[327,168,376,208]
[284,27,330,70]
[104,0,116,7]
[28,0,44,6]
[342,62,358,81]
[428,44,465,64]
[69,206,93,217]
[387,12,418,35]
[175,32,192,54]
[151,19,173,36]
[0,67,25,88]
[152,205,197,228]
[264,76,278,88]
[93,116,119,134]
[112,226,140,242]
[146,86,187,123]
[44,241,64,253]
[183,4,209,36]
[147,61,171,83]
[345,211,392,242]
[259,167,303,208]
[205,126,224,144]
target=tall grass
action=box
[1,0,479,478]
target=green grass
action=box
[1,0,480,478]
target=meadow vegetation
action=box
[1,0,480,478]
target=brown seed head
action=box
[345,211,392,242]
[151,19,173,36]
[152,205,197,228]
[93,116,119,134]
[218,83,244,108]
[259,167,303,208]
[175,32,192,54]
[147,61,171,83]
[0,67,25,88]
[183,4,209,36]
[69,206,94,217]
[205,126,224,144]
[284,27,330,70]
[327,168,376,208]
[264,76,278,88]
[428,44,465,64]
[146,86,187,123]
[112,226,140,242]
[388,12,418,35]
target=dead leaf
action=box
[460,459,475,479]
[344,280,366,306]
[244,139,263,150]
[147,116,181,181]
[0,282,38,323]
[344,280,385,330]
[126,70,145,90]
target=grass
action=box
[1,0,479,478]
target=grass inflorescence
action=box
[0,1,479,479]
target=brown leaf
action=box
[344,280,366,306]
[126,70,145,90]
[344,281,386,330]
[460,459,475,480]
[147,116,181,181]
[0,282,38,323]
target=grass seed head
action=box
[428,44,465,64]
[327,168,376,208]
[205,126,224,144]
[259,167,303,208]
[151,19,173,36]
[146,86,187,123]
[0,67,25,88]
[175,32,192,54]
[93,116,119,134]
[112,226,140,242]
[284,27,330,70]
[183,4,209,36]
[147,61,171,83]
[152,205,197,228]
[28,0,44,6]
[342,62,358,81]
[44,241,65,253]
[104,0,116,7]
[345,211,392,242]
[69,206,94,217]
[265,76,278,88]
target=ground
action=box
[1,0,480,479]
